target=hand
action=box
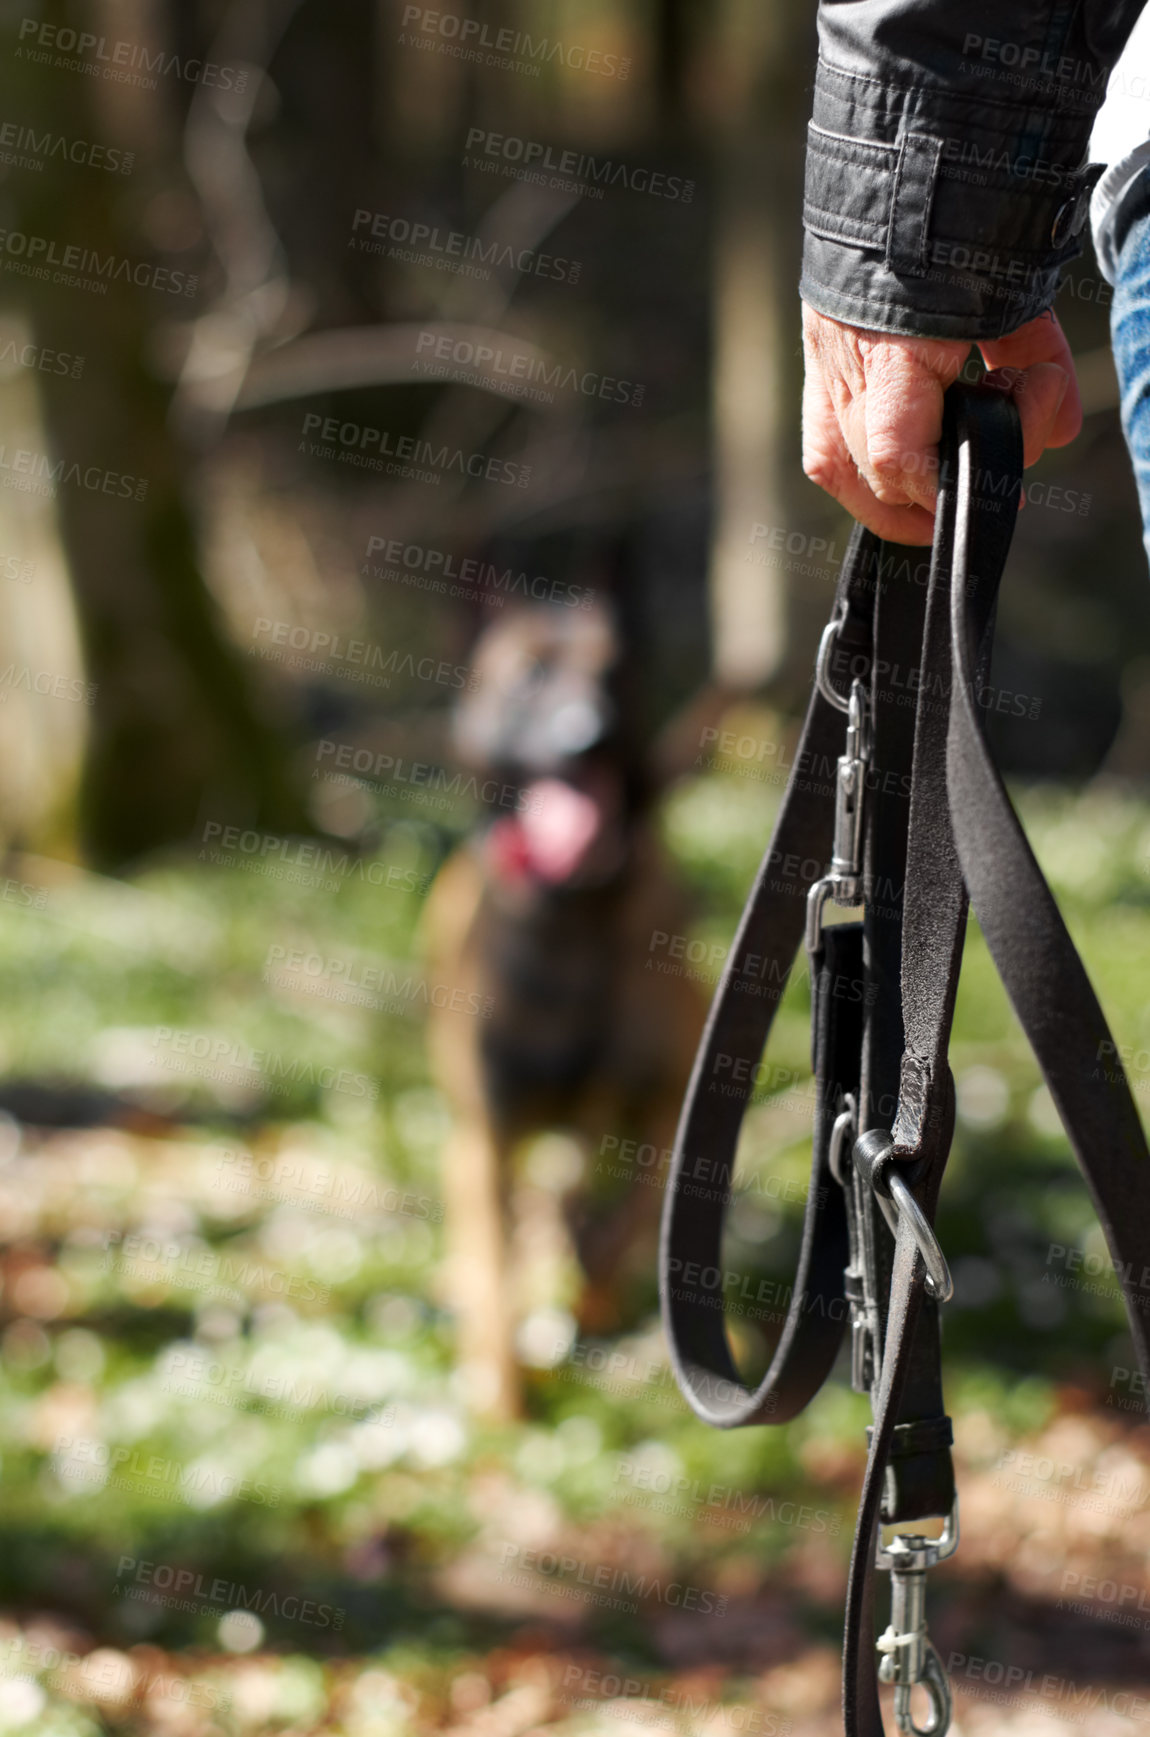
[800,304,1082,544]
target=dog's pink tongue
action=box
[490,778,602,883]
[521,779,602,881]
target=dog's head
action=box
[454,596,642,889]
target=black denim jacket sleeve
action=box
[801,0,1147,338]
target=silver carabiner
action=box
[876,1506,959,1737]
[806,666,871,955]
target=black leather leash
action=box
[659,383,1150,1737]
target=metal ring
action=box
[816,620,852,713]
[887,1170,954,1303]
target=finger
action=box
[815,462,937,544]
[979,313,1081,448]
[856,339,948,511]
[985,360,1070,470]
[802,366,935,541]
[802,361,937,542]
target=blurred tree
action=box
[704,0,832,698]
[1,0,306,868]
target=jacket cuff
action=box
[800,57,1103,339]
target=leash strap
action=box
[659,383,1150,1737]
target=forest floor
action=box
[0,751,1145,1735]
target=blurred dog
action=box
[424,589,706,1418]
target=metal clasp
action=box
[829,1094,881,1394]
[876,1504,959,1736]
[806,664,870,955]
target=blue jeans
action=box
[1111,165,1150,554]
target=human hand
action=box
[800,304,1081,544]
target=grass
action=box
[0,755,1143,1731]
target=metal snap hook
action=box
[876,1512,958,1737]
[899,1640,952,1737]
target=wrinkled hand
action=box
[801,304,1082,544]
